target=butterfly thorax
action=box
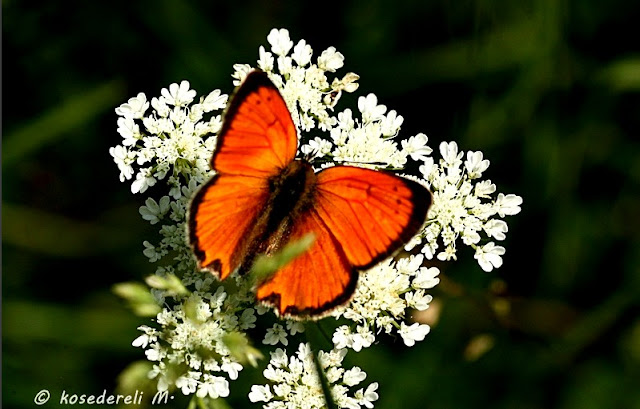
[238,160,317,274]
[264,159,316,234]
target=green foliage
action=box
[250,233,316,285]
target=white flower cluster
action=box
[332,254,439,350]
[110,27,523,408]
[232,28,432,171]
[133,282,257,399]
[249,344,379,409]
[406,141,523,271]
[232,27,355,134]
[110,80,227,195]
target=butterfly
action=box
[188,70,432,319]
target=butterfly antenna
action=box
[334,159,389,167]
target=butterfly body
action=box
[238,159,317,274]
[189,71,432,318]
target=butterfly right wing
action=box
[313,166,431,269]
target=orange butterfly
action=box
[189,70,432,319]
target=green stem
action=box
[304,321,338,409]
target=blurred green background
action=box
[3,1,640,408]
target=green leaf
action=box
[145,273,189,297]
[112,282,161,317]
[249,233,316,284]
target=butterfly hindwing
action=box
[314,166,432,269]
[255,206,357,317]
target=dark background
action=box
[3,1,640,408]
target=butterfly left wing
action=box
[212,70,297,178]
[189,173,270,280]
[189,70,298,279]
[256,165,431,318]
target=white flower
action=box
[145,344,163,361]
[258,46,274,71]
[263,324,289,346]
[196,375,229,399]
[402,133,433,162]
[343,367,367,386]
[437,245,457,261]
[355,383,379,409]
[330,99,407,168]
[439,141,463,169]
[483,219,508,240]
[232,63,253,85]
[150,96,170,118]
[175,373,199,395]
[495,193,523,217]
[318,46,345,72]
[292,39,312,66]
[332,326,351,350]
[465,151,490,179]
[286,320,305,336]
[413,267,440,289]
[131,168,157,194]
[161,80,197,107]
[358,94,387,123]
[139,196,171,224]
[350,326,375,352]
[301,137,333,158]
[117,117,141,146]
[399,322,431,347]
[253,344,376,409]
[115,92,149,119]
[132,333,151,348]
[333,72,360,94]
[475,180,497,198]
[221,362,243,380]
[202,90,228,112]
[410,141,522,269]
[109,145,135,182]
[249,385,273,403]
[333,253,437,350]
[267,28,293,56]
[405,290,433,311]
[380,110,404,137]
[474,242,506,272]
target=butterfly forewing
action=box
[212,73,297,177]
